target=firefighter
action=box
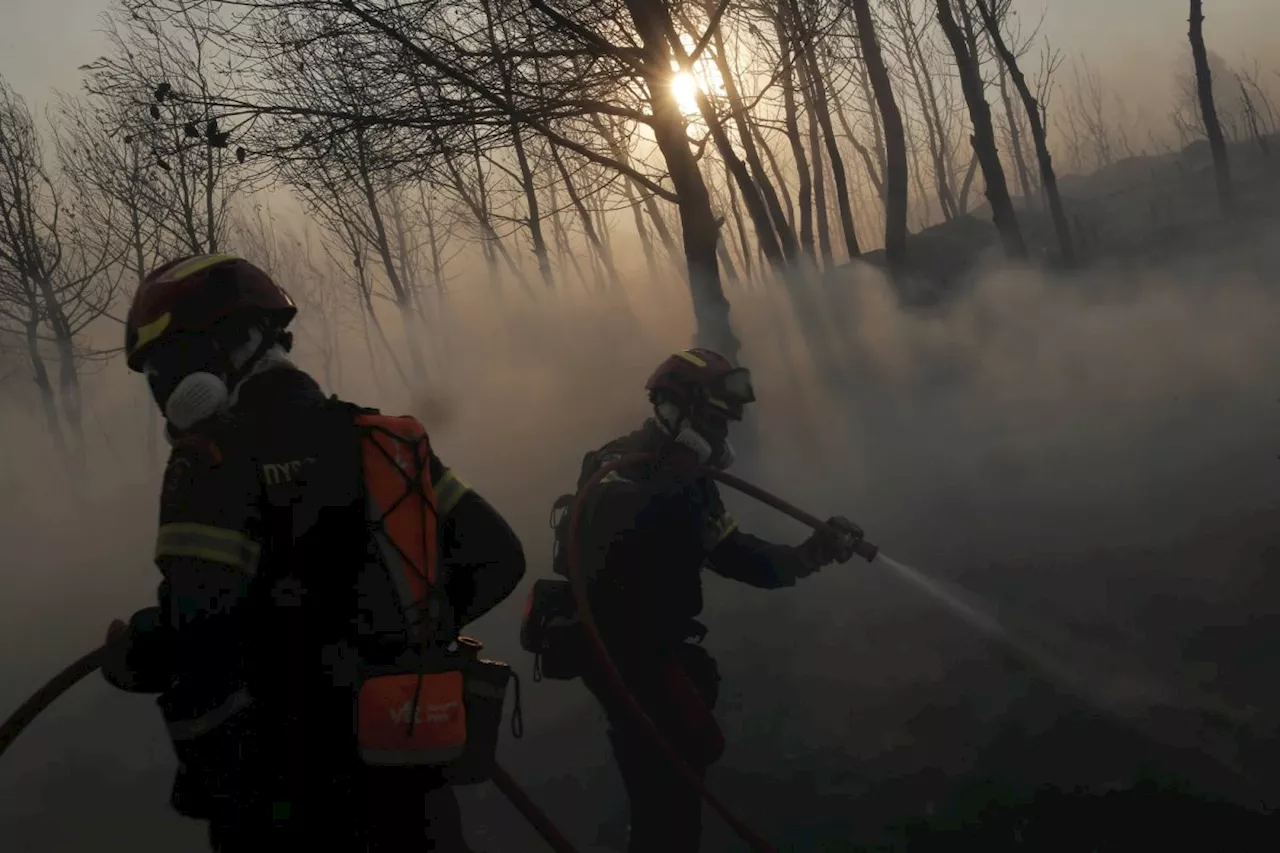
[554,348,863,853]
[100,253,526,852]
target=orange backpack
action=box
[350,411,518,782]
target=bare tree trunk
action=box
[700,8,799,261]
[445,150,533,295]
[31,277,85,452]
[713,182,741,286]
[958,149,980,212]
[550,146,623,291]
[687,72,788,271]
[1238,77,1271,157]
[591,113,682,268]
[627,0,740,360]
[356,264,411,388]
[919,20,961,216]
[511,127,554,288]
[889,0,957,221]
[852,0,909,265]
[204,143,218,253]
[355,158,428,375]
[622,174,662,282]
[796,51,833,265]
[853,53,888,191]
[997,59,1034,203]
[419,187,448,323]
[725,164,754,282]
[465,146,504,292]
[787,0,860,258]
[906,120,932,229]
[1189,0,1234,215]
[387,190,423,316]
[547,176,588,290]
[24,319,70,459]
[977,0,1076,265]
[775,11,814,260]
[750,123,797,235]
[935,0,1027,259]
[830,76,886,201]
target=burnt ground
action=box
[452,504,1280,852]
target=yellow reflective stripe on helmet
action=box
[433,469,471,516]
[135,312,172,351]
[157,252,243,283]
[599,471,634,485]
[155,523,260,573]
[709,512,737,547]
[676,350,708,367]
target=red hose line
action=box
[490,763,581,853]
[1,460,869,853]
[567,452,859,853]
[0,645,581,853]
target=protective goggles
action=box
[704,368,756,418]
[716,368,755,404]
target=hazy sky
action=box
[2,0,1278,109]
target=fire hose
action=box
[564,453,879,853]
[0,460,876,853]
[0,642,581,853]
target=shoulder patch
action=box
[171,434,224,467]
[161,435,223,502]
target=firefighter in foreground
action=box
[524,348,863,852]
[101,253,526,851]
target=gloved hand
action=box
[799,516,865,569]
[101,608,173,694]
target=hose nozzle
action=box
[854,538,879,563]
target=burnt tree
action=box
[1188,0,1234,215]
[935,0,1026,259]
[851,0,908,266]
[976,0,1075,265]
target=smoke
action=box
[4,218,1280,850]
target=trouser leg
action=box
[586,645,722,853]
[363,769,472,853]
[608,726,705,853]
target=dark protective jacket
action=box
[117,367,525,836]
[570,421,816,652]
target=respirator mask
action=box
[655,401,737,470]
[653,366,754,470]
[144,326,275,432]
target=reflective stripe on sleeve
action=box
[155,523,260,573]
[433,469,471,516]
[708,513,738,548]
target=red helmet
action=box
[645,348,756,420]
[125,253,296,372]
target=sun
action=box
[672,70,701,116]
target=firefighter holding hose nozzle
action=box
[522,348,863,853]
[100,253,527,852]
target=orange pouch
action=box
[355,670,468,767]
